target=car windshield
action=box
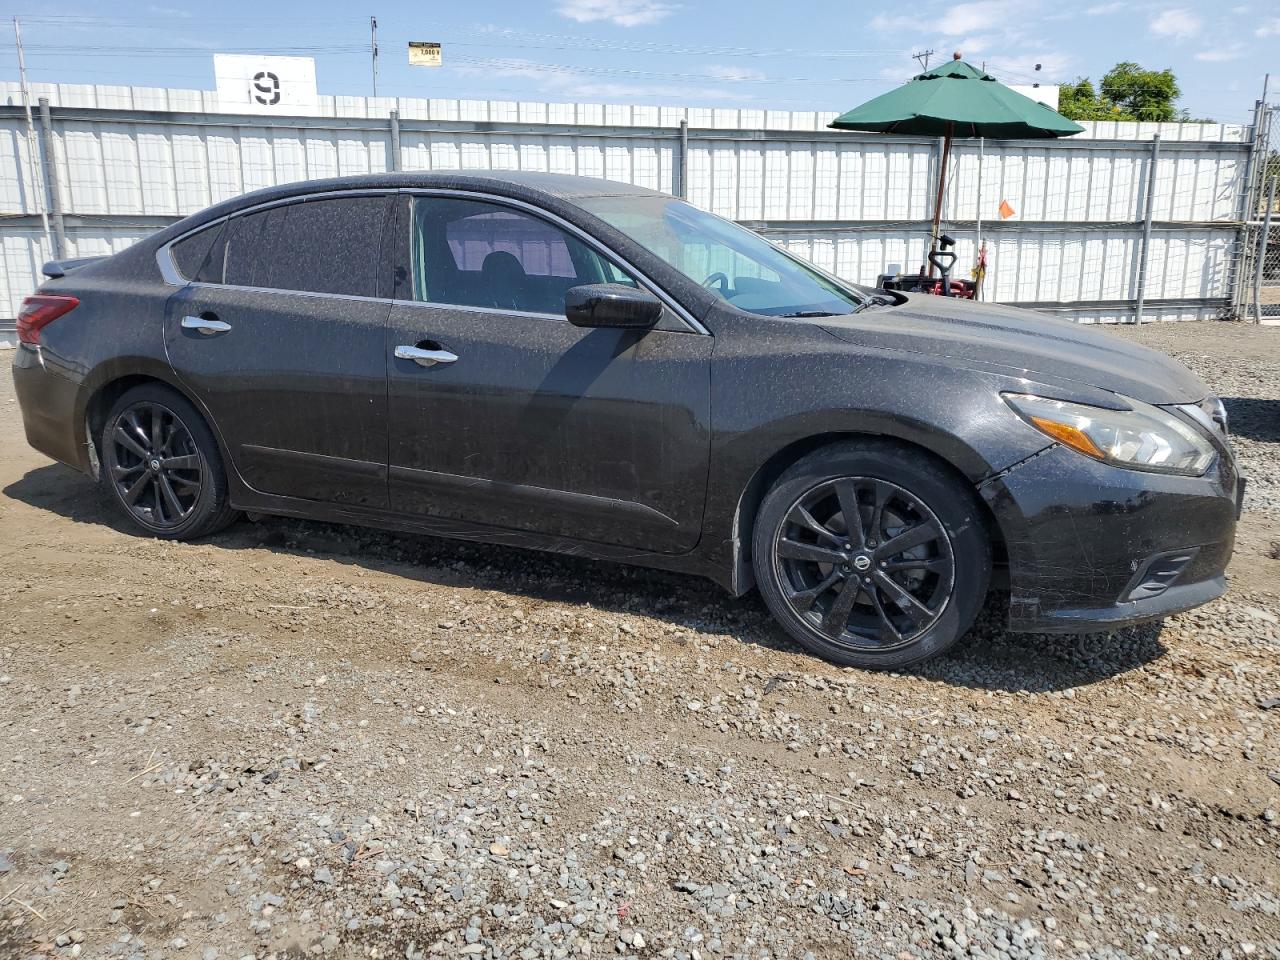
[576,195,864,317]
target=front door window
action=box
[411,197,638,315]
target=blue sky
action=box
[0,0,1272,123]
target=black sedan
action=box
[12,172,1243,669]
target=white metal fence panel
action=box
[0,82,1257,323]
[3,81,1251,140]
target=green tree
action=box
[1100,62,1180,121]
[1058,79,1125,121]
[1058,62,1207,122]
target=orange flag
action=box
[998,199,1016,219]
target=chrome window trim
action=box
[177,279,570,324]
[387,297,567,324]
[178,280,400,307]
[155,184,710,336]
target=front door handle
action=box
[395,344,458,367]
[181,314,232,335]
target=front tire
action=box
[752,441,990,670]
[101,383,238,540]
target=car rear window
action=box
[170,223,223,280]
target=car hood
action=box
[820,294,1208,406]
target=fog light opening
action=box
[1123,550,1199,602]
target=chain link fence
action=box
[1240,99,1279,322]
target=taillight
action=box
[17,294,79,345]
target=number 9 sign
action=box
[214,54,318,115]
[252,71,281,106]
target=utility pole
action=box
[12,17,51,251]
[370,16,379,98]
[912,49,934,72]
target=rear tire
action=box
[100,383,238,540]
[752,440,990,670]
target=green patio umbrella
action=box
[829,54,1084,270]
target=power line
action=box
[0,12,917,102]
[0,14,904,61]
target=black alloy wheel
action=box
[752,441,990,669]
[773,476,955,649]
[108,401,203,529]
[101,383,238,540]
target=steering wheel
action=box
[702,271,731,297]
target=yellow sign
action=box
[408,42,442,67]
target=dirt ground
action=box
[1,320,1278,960]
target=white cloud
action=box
[570,81,734,99]
[452,58,737,102]
[869,13,913,32]
[556,0,677,27]
[934,0,1019,37]
[1257,17,1280,37]
[954,35,992,56]
[1194,44,1245,61]
[878,63,916,82]
[702,64,765,82]
[1149,8,1202,39]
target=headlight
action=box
[1003,393,1216,476]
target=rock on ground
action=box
[1,321,1278,959]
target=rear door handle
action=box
[181,315,232,335]
[395,344,458,367]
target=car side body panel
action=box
[162,283,394,509]
[15,255,199,473]
[385,300,713,554]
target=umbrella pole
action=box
[927,122,954,278]
[976,136,984,300]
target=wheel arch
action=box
[81,362,231,479]
[726,429,1009,597]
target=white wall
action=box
[0,81,1253,323]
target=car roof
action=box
[151,171,664,244]
[256,170,661,204]
[416,171,663,199]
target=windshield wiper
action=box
[850,295,899,314]
[778,310,843,318]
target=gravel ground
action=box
[1,320,1278,960]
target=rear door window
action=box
[259,196,389,297]
[173,195,389,297]
[217,209,272,287]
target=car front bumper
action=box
[980,442,1241,634]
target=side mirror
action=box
[565,284,662,330]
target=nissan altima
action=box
[12,172,1243,669]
